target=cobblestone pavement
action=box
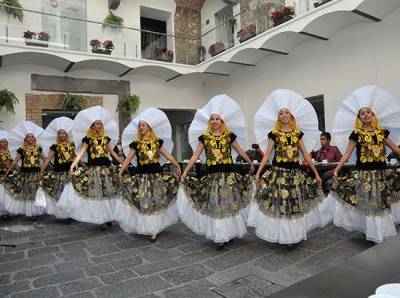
[0,215,375,298]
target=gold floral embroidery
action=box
[355,128,386,163]
[137,139,160,166]
[56,142,75,164]
[272,129,301,163]
[88,137,110,160]
[0,151,12,171]
[202,132,233,167]
[21,146,41,168]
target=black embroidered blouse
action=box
[268,129,304,169]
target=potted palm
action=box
[58,93,86,110]
[0,89,19,113]
[0,0,23,22]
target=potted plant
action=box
[23,30,36,46]
[102,40,114,55]
[198,46,206,62]
[90,39,103,54]
[166,50,174,62]
[208,41,225,57]
[270,6,295,27]
[58,93,86,110]
[37,31,50,47]
[103,10,124,29]
[237,24,257,43]
[0,0,23,22]
[0,89,19,113]
[116,94,140,115]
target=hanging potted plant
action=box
[58,93,86,110]
[103,11,124,29]
[0,89,19,114]
[102,40,114,55]
[116,94,140,115]
[0,0,24,22]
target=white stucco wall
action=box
[202,7,400,146]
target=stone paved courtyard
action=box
[0,216,376,298]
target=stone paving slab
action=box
[0,216,381,297]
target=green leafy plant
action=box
[0,0,23,22]
[103,11,124,29]
[58,93,86,110]
[0,89,19,113]
[116,95,140,114]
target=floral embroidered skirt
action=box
[177,172,252,243]
[329,169,396,242]
[113,172,179,235]
[36,171,70,219]
[248,167,332,244]
[57,166,120,224]
[390,167,400,224]
[0,172,45,216]
[0,173,8,215]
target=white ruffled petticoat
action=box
[391,201,400,225]
[113,199,179,235]
[0,184,44,217]
[247,194,334,244]
[329,192,396,243]
[177,186,248,243]
[35,187,70,219]
[57,183,116,224]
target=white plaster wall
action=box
[202,8,400,147]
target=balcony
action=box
[0,0,399,81]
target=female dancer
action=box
[330,86,400,242]
[3,121,45,218]
[179,94,254,250]
[0,130,12,219]
[249,89,330,246]
[38,117,75,219]
[115,108,180,242]
[58,106,122,230]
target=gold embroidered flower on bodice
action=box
[273,129,301,163]
[88,137,110,160]
[0,151,12,170]
[56,142,75,164]
[137,138,160,165]
[21,145,41,168]
[202,132,233,166]
[355,128,386,163]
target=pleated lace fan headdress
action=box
[122,108,173,166]
[333,85,400,163]
[188,94,247,161]
[72,106,119,160]
[254,89,320,153]
[39,117,74,157]
[0,129,8,141]
[8,121,44,158]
